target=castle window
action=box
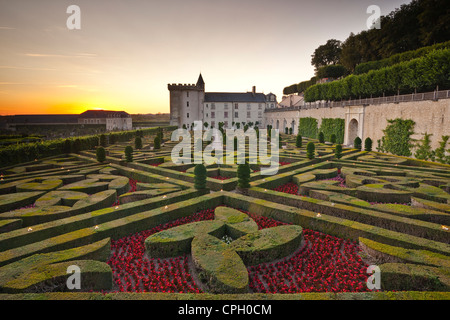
[211,103,215,110]
[247,111,251,118]
[234,103,239,109]
[187,113,190,118]
[187,101,189,107]
[224,104,229,110]
[247,104,251,110]
[211,112,215,119]
[224,111,228,118]
[187,92,189,98]
[258,104,262,110]
[235,112,239,118]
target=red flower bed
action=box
[210,176,231,181]
[248,230,369,293]
[273,182,299,195]
[105,206,369,294]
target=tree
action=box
[318,132,325,143]
[335,144,343,159]
[237,163,251,189]
[379,119,416,156]
[289,127,293,135]
[354,137,362,150]
[194,164,207,190]
[306,142,315,160]
[414,132,433,161]
[154,136,161,150]
[96,147,106,163]
[364,137,373,151]
[135,136,143,150]
[296,135,302,148]
[311,39,342,71]
[124,146,133,162]
[434,135,449,164]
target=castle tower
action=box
[168,73,205,128]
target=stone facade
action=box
[265,98,450,150]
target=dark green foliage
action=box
[434,136,450,164]
[96,147,106,163]
[136,129,143,138]
[154,136,161,150]
[364,137,373,151]
[298,117,318,139]
[194,164,207,190]
[318,132,325,143]
[284,127,288,134]
[306,142,315,160]
[124,146,133,162]
[316,64,347,79]
[63,139,72,154]
[311,39,342,70]
[109,133,116,145]
[279,135,283,149]
[72,139,81,154]
[296,135,302,148]
[378,119,416,156]
[354,41,450,75]
[354,137,362,150]
[414,132,434,161]
[305,48,450,102]
[319,118,345,144]
[135,137,143,150]
[237,163,251,189]
[335,144,343,159]
[330,134,337,144]
[289,128,293,135]
[99,134,107,147]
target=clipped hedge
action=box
[304,48,450,102]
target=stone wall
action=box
[264,98,450,150]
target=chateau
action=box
[168,74,277,129]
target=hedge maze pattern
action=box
[0,130,449,298]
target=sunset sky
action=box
[0,0,411,115]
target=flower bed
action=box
[106,207,369,294]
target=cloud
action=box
[0,65,57,71]
[24,53,97,58]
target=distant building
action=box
[279,94,304,108]
[2,110,132,132]
[78,110,132,131]
[168,74,277,129]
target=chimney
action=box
[252,86,256,96]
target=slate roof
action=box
[79,110,130,118]
[204,92,267,103]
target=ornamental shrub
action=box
[296,135,302,148]
[335,144,343,159]
[237,163,251,189]
[154,136,161,150]
[364,137,373,151]
[109,133,116,145]
[354,137,362,150]
[379,119,416,156]
[414,132,433,161]
[63,139,72,154]
[135,136,143,150]
[318,132,325,143]
[96,147,106,163]
[72,139,81,154]
[99,134,107,147]
[306,142,315,160]
[330,134,337,144]
[434,135,450,164]
[125,146,133,162]
[194,164,207,190]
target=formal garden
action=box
[0,127,449,300]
